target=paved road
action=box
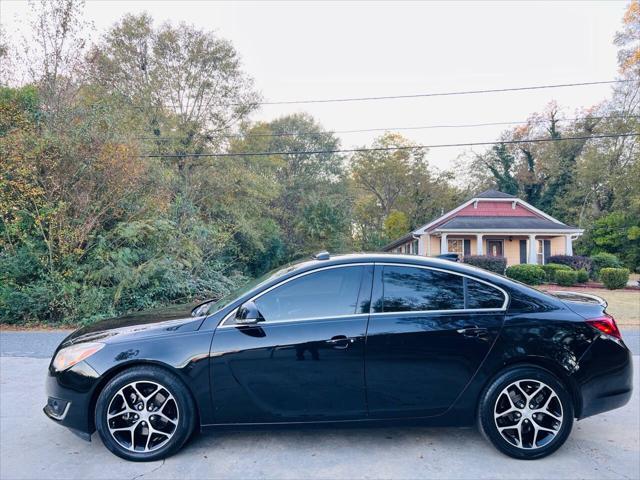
[0,332,638,480]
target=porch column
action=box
[565,234,573,256]
[417,235,426,256]
[441,233,448,254]
[528,234,538,264]
[476,234,483,255]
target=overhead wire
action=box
[139,132,639,158]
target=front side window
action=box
[465,278,505,309]
[254,266,364,321]
[379,266,465,312]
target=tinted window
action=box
[379,266,464,312]
[255,266,364,321]
[465,278,505,309]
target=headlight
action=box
[52,342,104,372]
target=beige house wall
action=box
[550,236,566,257]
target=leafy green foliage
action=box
[383,211,410,243]
[590,252,623,278]
[555,270,578,287]
[581,214,639,271]
[576,269,589,283]
[505,264,546,285]
[462,255,507,274]
[541,263,572,283]
[599,268,630,290]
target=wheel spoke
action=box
[527,384,544,402]
[156,410,178,425]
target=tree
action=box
[87,14,259,153]
[225,113,352,267]
[614,0,640,75]
[351,133,427,220]
[18,0,90,125]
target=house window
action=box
[447,239,464,256]
[412,239,419,255]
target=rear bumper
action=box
[572,334,633,419]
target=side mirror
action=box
[235,301,265,325]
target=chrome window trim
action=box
[376,262,509,311]
[216,261,508,329]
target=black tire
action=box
[95,366,196,461]
[477,366,574,460]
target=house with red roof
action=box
[382,190,584,265]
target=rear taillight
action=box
[586,315,622,340]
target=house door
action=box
[487,240,503,257]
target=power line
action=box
[140,132,639,158]
[135,113,638,141]
[246,80,632,106]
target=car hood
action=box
[61,304,205,348]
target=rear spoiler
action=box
[549,291,608,308]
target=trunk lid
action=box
[547,290,607,319]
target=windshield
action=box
[204,262,303,315]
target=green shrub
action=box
[541,263,572,282]
[555,270,578,287]
[576,269,589,283]
[599,268,630,290]
[463,255,507,274]
[590,253,622,278]
[506,264,546,285]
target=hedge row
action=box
[462,255,507,274]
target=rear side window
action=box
[255,266,364,321]
[379,266,465,312]
[464,278,505,309]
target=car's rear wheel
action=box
[478,366,574,460]
[95,366,195,461]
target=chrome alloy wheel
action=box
[493,379,563,449]
[106,381,179,452]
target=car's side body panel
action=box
[210,316,369,423]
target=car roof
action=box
[296,252,503,282]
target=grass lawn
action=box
[541,286,640,328]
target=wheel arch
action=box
[87,360,201,433]
[481,357,583,418]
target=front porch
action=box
[423,232,577,265]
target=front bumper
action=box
[573,334,633,419]
[43,360,101,439]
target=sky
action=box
[0,0,629,170]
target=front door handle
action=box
[456,327,489,338]
[326,335,354,349]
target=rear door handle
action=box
[326,335,354,349]
[456,327,489,338]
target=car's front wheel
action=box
[95,366,196,461]
[478,366,574,460]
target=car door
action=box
[365,263,506,418]
[210,264,373,423]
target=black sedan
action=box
[44,253,633,461]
